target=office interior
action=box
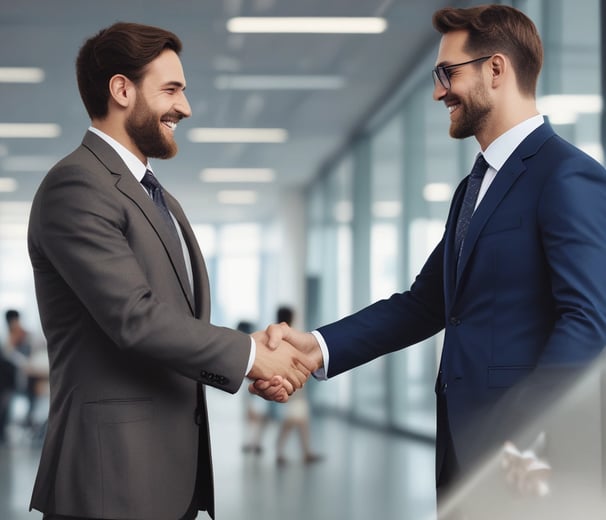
[0,0,604,519]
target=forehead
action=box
[435,30,470,66]
[142,49,186,85]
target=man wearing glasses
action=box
[255,4,606,519]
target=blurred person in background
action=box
[0,338,16,445]
[238,320,271,455]
[274,306,323,466]
[4,309,48,430]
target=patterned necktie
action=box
[454,154,488,258]
[141,170,179,237]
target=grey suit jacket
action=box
[27,131,251,519]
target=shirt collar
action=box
[482,114,545,172]
[88,126,153,181]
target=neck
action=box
[476,97,539,150]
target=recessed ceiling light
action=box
[227,17,387,34]
[200,168,275,183]
[217,190,258,205]
[0,67,45,83]
[215,75,345,90]
[188,128,287,143]
[0,123,61,138]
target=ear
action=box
[489,54,507,88]
[108,74,135,109]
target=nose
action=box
[176,91,192,118]
[432,81,448,101]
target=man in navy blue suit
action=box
[254,4,606,517]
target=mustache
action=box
[162,112,185,121]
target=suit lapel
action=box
[164,192,210,320]
[81,131,195,314]
[451,122,556,297]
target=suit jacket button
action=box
[449,316,461,326]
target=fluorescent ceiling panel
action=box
[188,128,287,143]
[217,190,258,204]
[0,178,18,192]
[215,75,345,90]
[200,168,275,183]
[0,67,45,83]
[0,123,61,138]
[227,17,387,34]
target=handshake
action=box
[247,323,323,403]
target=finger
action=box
[281,377,294,395]
[266,322,290,349]
[252,379,273,391]
[268,375,284,387]
[286,367,308,390]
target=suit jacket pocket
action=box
[82,398,154,518]
[480,216,522,237]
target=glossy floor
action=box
[0,391,436,520]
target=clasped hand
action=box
[247,322,323,403]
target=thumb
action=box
[266,322,291,350]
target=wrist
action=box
[305,333,324,371]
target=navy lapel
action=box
[82,131,195,314]
[443,179,466,309]
[453,122,556,293]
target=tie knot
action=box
[470,154,489,179]
[141,170,161,192]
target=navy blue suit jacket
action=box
[318,121,606,478]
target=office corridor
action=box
[0,390,436,520]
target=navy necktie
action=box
[454,154,488,258]
[141,170,179,237]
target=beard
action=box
[449,82,492,140]
[125,93,178,159]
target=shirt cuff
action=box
[245,336,256,376]
[310,330,329,380]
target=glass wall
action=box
[306,0,603,439]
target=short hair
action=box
[76,22,182,119]
[5,309,19,324]
[276,306,294,326]
[432,5,543,97]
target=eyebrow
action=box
[163,80,187,90]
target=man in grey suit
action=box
[27,22,311,520]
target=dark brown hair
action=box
[76,22,182,119]
[432,5,543,97]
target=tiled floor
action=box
[0,391,437,520]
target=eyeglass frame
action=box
[432,56,492,90]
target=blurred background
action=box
[0,0,603,518]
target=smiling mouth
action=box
[448,103,460,115]
[161,120,177,131]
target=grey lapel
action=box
[81,131,195,314]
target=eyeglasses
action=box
[432,56,492,90]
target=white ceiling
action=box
[0,0,466,224]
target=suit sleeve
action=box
[319,236,447,377]
[538,151,606,364]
